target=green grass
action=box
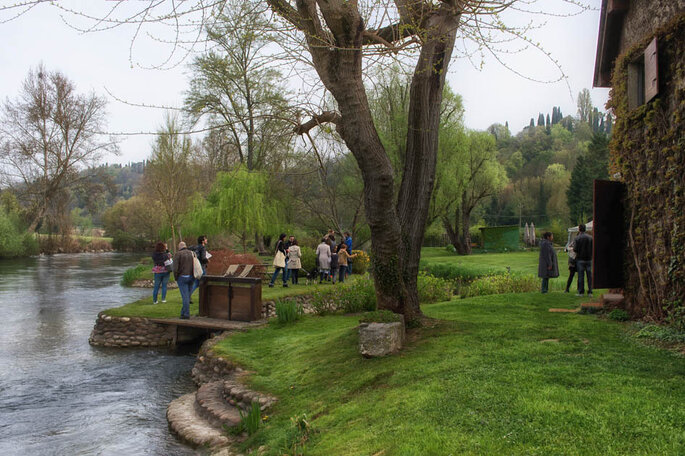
[104,282,338,318]
[121,264,149,286]
[212,293,685,455]
[421,247,558,275]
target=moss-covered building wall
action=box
[607,13,684,323]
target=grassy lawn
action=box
[421,247,568,275]
[104,282,336,318]
[213,293,685,455]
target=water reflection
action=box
[0,253,198,455]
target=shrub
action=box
[417,272,452,303]
[351,250,370,274]
[206,249,262,276]
[299,246,317,273]
[310,276,377,315]
[608,309,630,321]
[359,310,402,324]
[121,264,149,286]
[275,299,304,324]
[421,262,497,282]
[635,324,685,344]
[22,232,39,256]
[111,232,150,251]
[0,207,29,257]
[310,288,338,315]
[550,219,567,246]
[462,273,539,297]
[338,275,377,313]
[665,303,685,332]
[88,238,113,251]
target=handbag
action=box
[164,257,173,272]
[273,250,286,268]
[192,253,204,280]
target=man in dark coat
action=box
[573,224,593,296]
[538,232,559,293]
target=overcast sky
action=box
[0,1,609,165]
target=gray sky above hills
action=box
[0,1,609,165]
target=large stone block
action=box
[358,321,405,358]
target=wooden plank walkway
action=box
[149,316,267,331]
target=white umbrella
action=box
[530,222,536,245]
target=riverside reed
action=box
[274,300,303,324]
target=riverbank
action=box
[96,290,685,455]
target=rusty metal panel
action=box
[607,0,629,14]
[199,276,262,321]
[644,37,659,103]
[593,180,626,289]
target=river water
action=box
[0,253,199,455]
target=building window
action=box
[627,37,658,110]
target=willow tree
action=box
[191,167,278,253]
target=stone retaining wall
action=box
[131,279,178,289]
[262,295,315,319]
[191,333,238,385]
[89,313,175,347]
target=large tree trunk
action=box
[460,205,473,255]
[274,0,461,323]
[27,204,47,234]
[255,232,267,255]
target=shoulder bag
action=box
[273,250,286,268]
[192,252,204,280]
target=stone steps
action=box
[167,392,231,449]
[195,381,242,430]
[168,377,277,453]
[223,379,278,413]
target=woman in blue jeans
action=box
[151,242,171,304]
[269,233,288,288]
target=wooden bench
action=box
[223,264,258,278]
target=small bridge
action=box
[148,316,267,345]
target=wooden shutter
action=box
[644,37,658,103]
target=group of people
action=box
[538,224,593,296]
[315,229,356,284]
[151,235,209,319]
[269,229,355,287]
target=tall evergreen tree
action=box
[537,113,545,126]
[529,118,535,128]
[591,107,601,132]
[605,113,613,136]
[566,133,609,223]
[546,113,551,127]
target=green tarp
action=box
[479,225,520,250]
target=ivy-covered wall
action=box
[607,15,684,325]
